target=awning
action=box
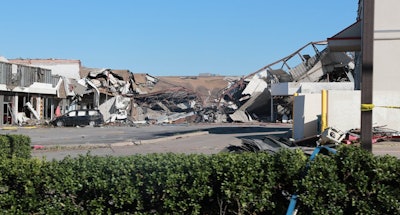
[328,20,361,52]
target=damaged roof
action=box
[151,76,236,107]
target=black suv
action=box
[51,109,104,127]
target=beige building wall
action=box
[374,0,400,91]
[371,0,400,130]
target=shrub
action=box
[0,134,31,159]
[0,144,399,214]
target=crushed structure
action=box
[218,41,354,123]
[0,39,354,127]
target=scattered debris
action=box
[222,127,345,154]
[32,145,44,150]
[0,40,355,127]
[218,41,354,123]
[346,125,400,143]
[318,127,346,146]
[222,125,400,154]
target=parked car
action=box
[51,109,104,127]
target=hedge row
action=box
[0,134,31,159]
[0,141,400,214]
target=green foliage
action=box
[210,152,276,214]
[0,134,31,159]
[298,145,400,215]
[0,144,399,214]
[273,148,308,213]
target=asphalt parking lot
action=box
[1,123,400,160]
[2,123,291,160]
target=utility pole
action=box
[361,0,374,152]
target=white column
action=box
[36,97,42,119]
[13,95,18,124]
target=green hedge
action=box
[0,144,399,214]
[298,146,400,214]
[0,134,31,159]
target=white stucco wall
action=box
[293,93,321,139]
[374,0,400,92]
[327,90,361,132]
[327,90,400,132]
[372,0,400,130]
[293,90,400,140]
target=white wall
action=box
[292,0,400,138]
[33,63,81,80]
[327,90,361,132]
[293,93,321,139]
[9,59,81,80]
[271,82,354,96]
[371,91,400,131]
[293,90,400,140]
[372,0,400,130]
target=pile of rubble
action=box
[9,40,356,127]
[217,41,354,123]
[69,41,355,125]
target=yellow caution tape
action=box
[361,103,400,111]
[361,104,375,111]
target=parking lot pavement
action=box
[3,123,400,160]
[31,133,400,161]
[372,141,400,158]
[31,131,245,160]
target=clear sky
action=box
[0,1,358,76]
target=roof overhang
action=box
[0,83,57,95]
[328,20,361,52]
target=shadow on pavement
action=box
[207,126,291,134]
[154,126,291,138]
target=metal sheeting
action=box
[0,62,12,85]
[18,65,52,87]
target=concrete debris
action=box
[25,102,40,120]
[223,125,400,155]
[221,127,344,154]
[0,40,355,127]
[218,41,354,123]
[16,112,30,125]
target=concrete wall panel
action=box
[327,90,361,132]
[293,93,321,139]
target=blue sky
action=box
[1,1,358,76]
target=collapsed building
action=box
[0,40,354,126]
[71,69,235,124]
[131,75,237,123]
[0,58,60,125]
[218,41,355,123]
[0,56,235,126]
